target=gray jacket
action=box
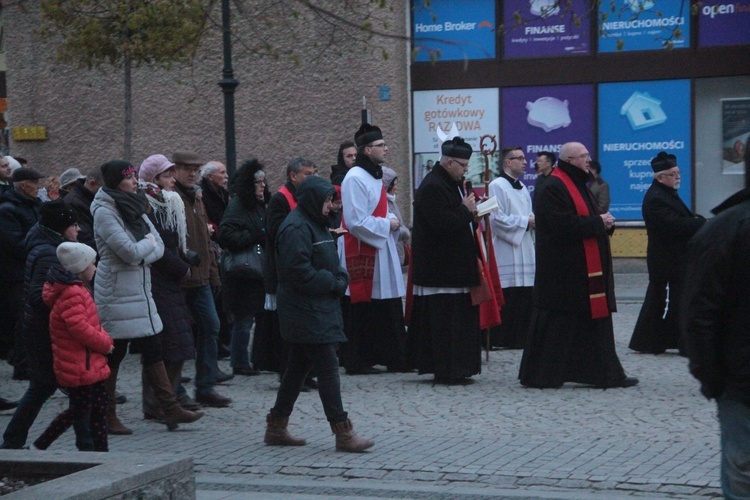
[91,189,164,339]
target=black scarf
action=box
[500,171,523,190]
[103,187,150,241]
[355,152,383,180]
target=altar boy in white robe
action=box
[337,123,407,374]
[488,147,536,349]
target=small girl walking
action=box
[33,242,114,451]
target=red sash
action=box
[278,185,297,210]
[551,168,609,319]
[342,186,388,303]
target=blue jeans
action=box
[230,314,255,369]
[271,343,347,424]
[185,285,220,394]
[1,379,93,450]
[718,396,750,499]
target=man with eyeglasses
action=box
[487,147,535,349]
[409,136,482,385]
[0,156,12,195]
[532,151,556,204]
[629,152,705,355]
[520,142,638,389]
[338,123,407,375]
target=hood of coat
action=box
[23,222,65,254]
[296,176,336,226]
[42,265,85,308]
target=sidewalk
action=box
[0,260,722,499]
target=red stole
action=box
[551,168,609,319]
[278,185,297,210]
[342,186,388,303]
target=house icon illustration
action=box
[620,91,667,130]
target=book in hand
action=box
[476,196,499,217]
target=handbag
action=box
[470,258,492,306]
[220,244,265,281]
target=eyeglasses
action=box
[659,170,681,178]
[450,159,469,169]
[369,142,387,148]
[508,156,526,162]
[254,179,267,185]
[567,153,591,161]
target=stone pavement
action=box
[0,260,723,499]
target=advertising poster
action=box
[503,0,590,58]
[413,88,499,190]
[501,84,594,197]
[699,0,750,47]
[598,0,690,53]
[598,79,692,220]
[721,98,750,175]
[413,0,496,62]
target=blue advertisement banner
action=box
[413,0,496,62]
[699,0,750,47]
[599,0,690,53]
[503,0,590,58]
[598,79,692,220]
[501,84,594,197]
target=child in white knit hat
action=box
[32,242,114,451]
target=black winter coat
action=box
[276,176,348,344]
[642,180,705,283]
[682,189,750,404]
[200,178,229,238]
[63,182,96,251]
[533,160,616,314]
[411,163,479,288]
[264,181,297,294]
[0,188,41,282]
[219,196,266,316]
[147,212,194,363]
[19,223,67,385]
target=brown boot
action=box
[264,414,306,446]
[142,367,164,421]
[104,364,132,435]
[144,361,204,431]
[330,419,373,452]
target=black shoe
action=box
[216,370,235,383]
[217,344,231,360]
[596,376,639,389]
[115,392,127,405]
[0,397,18,411]
[345,366,384,375]
[177,394,203,411]
[233,366,260,376]
[12,366,29,381]
[195,390,232,408]
[302,376,318,391]
[434,376,474,386]
[180,376,191,384]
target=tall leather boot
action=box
[142,367,164,421]
[330,419,373,452]
[165,361,201,411]
[144,361,204,431]
[105,365,133,435]
[264,413,306,446]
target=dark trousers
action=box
[108,335,163,372]
[34,381,109,451]
[1,379,93,450]
[270,343,347,424]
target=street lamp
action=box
[219,0,239,176]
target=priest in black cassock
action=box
[629,152,705,355]
[519,142,638,389]
[408,136,482,385]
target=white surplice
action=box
[488,176,536,288]
[338,166,405,299]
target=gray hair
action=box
[200,161,224,179]
[286,157,317,179]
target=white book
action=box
[476,196,499,217]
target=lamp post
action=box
[219,0,239,176]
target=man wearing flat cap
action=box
[0,168,42,366]
[629,151,705,355]
[409,136,482,384]
[337,123,407,375]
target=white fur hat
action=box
[56,242,97,275]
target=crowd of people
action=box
[0,133,748,496]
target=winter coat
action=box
[147,209,195,363]
[200,177,230,240]
[642,179,705,284]
[682,188,750,405]
[411,163,479,288]
[533,160,616,314]
[276,176,348,344]
[265,181,297,294]
[63,182,97,251]
[43,267,112,388]
[18,223,68,385]
[0,188,41,282]
[219,196,267,316]
[175,182,221,288]
[91,188,164,339]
